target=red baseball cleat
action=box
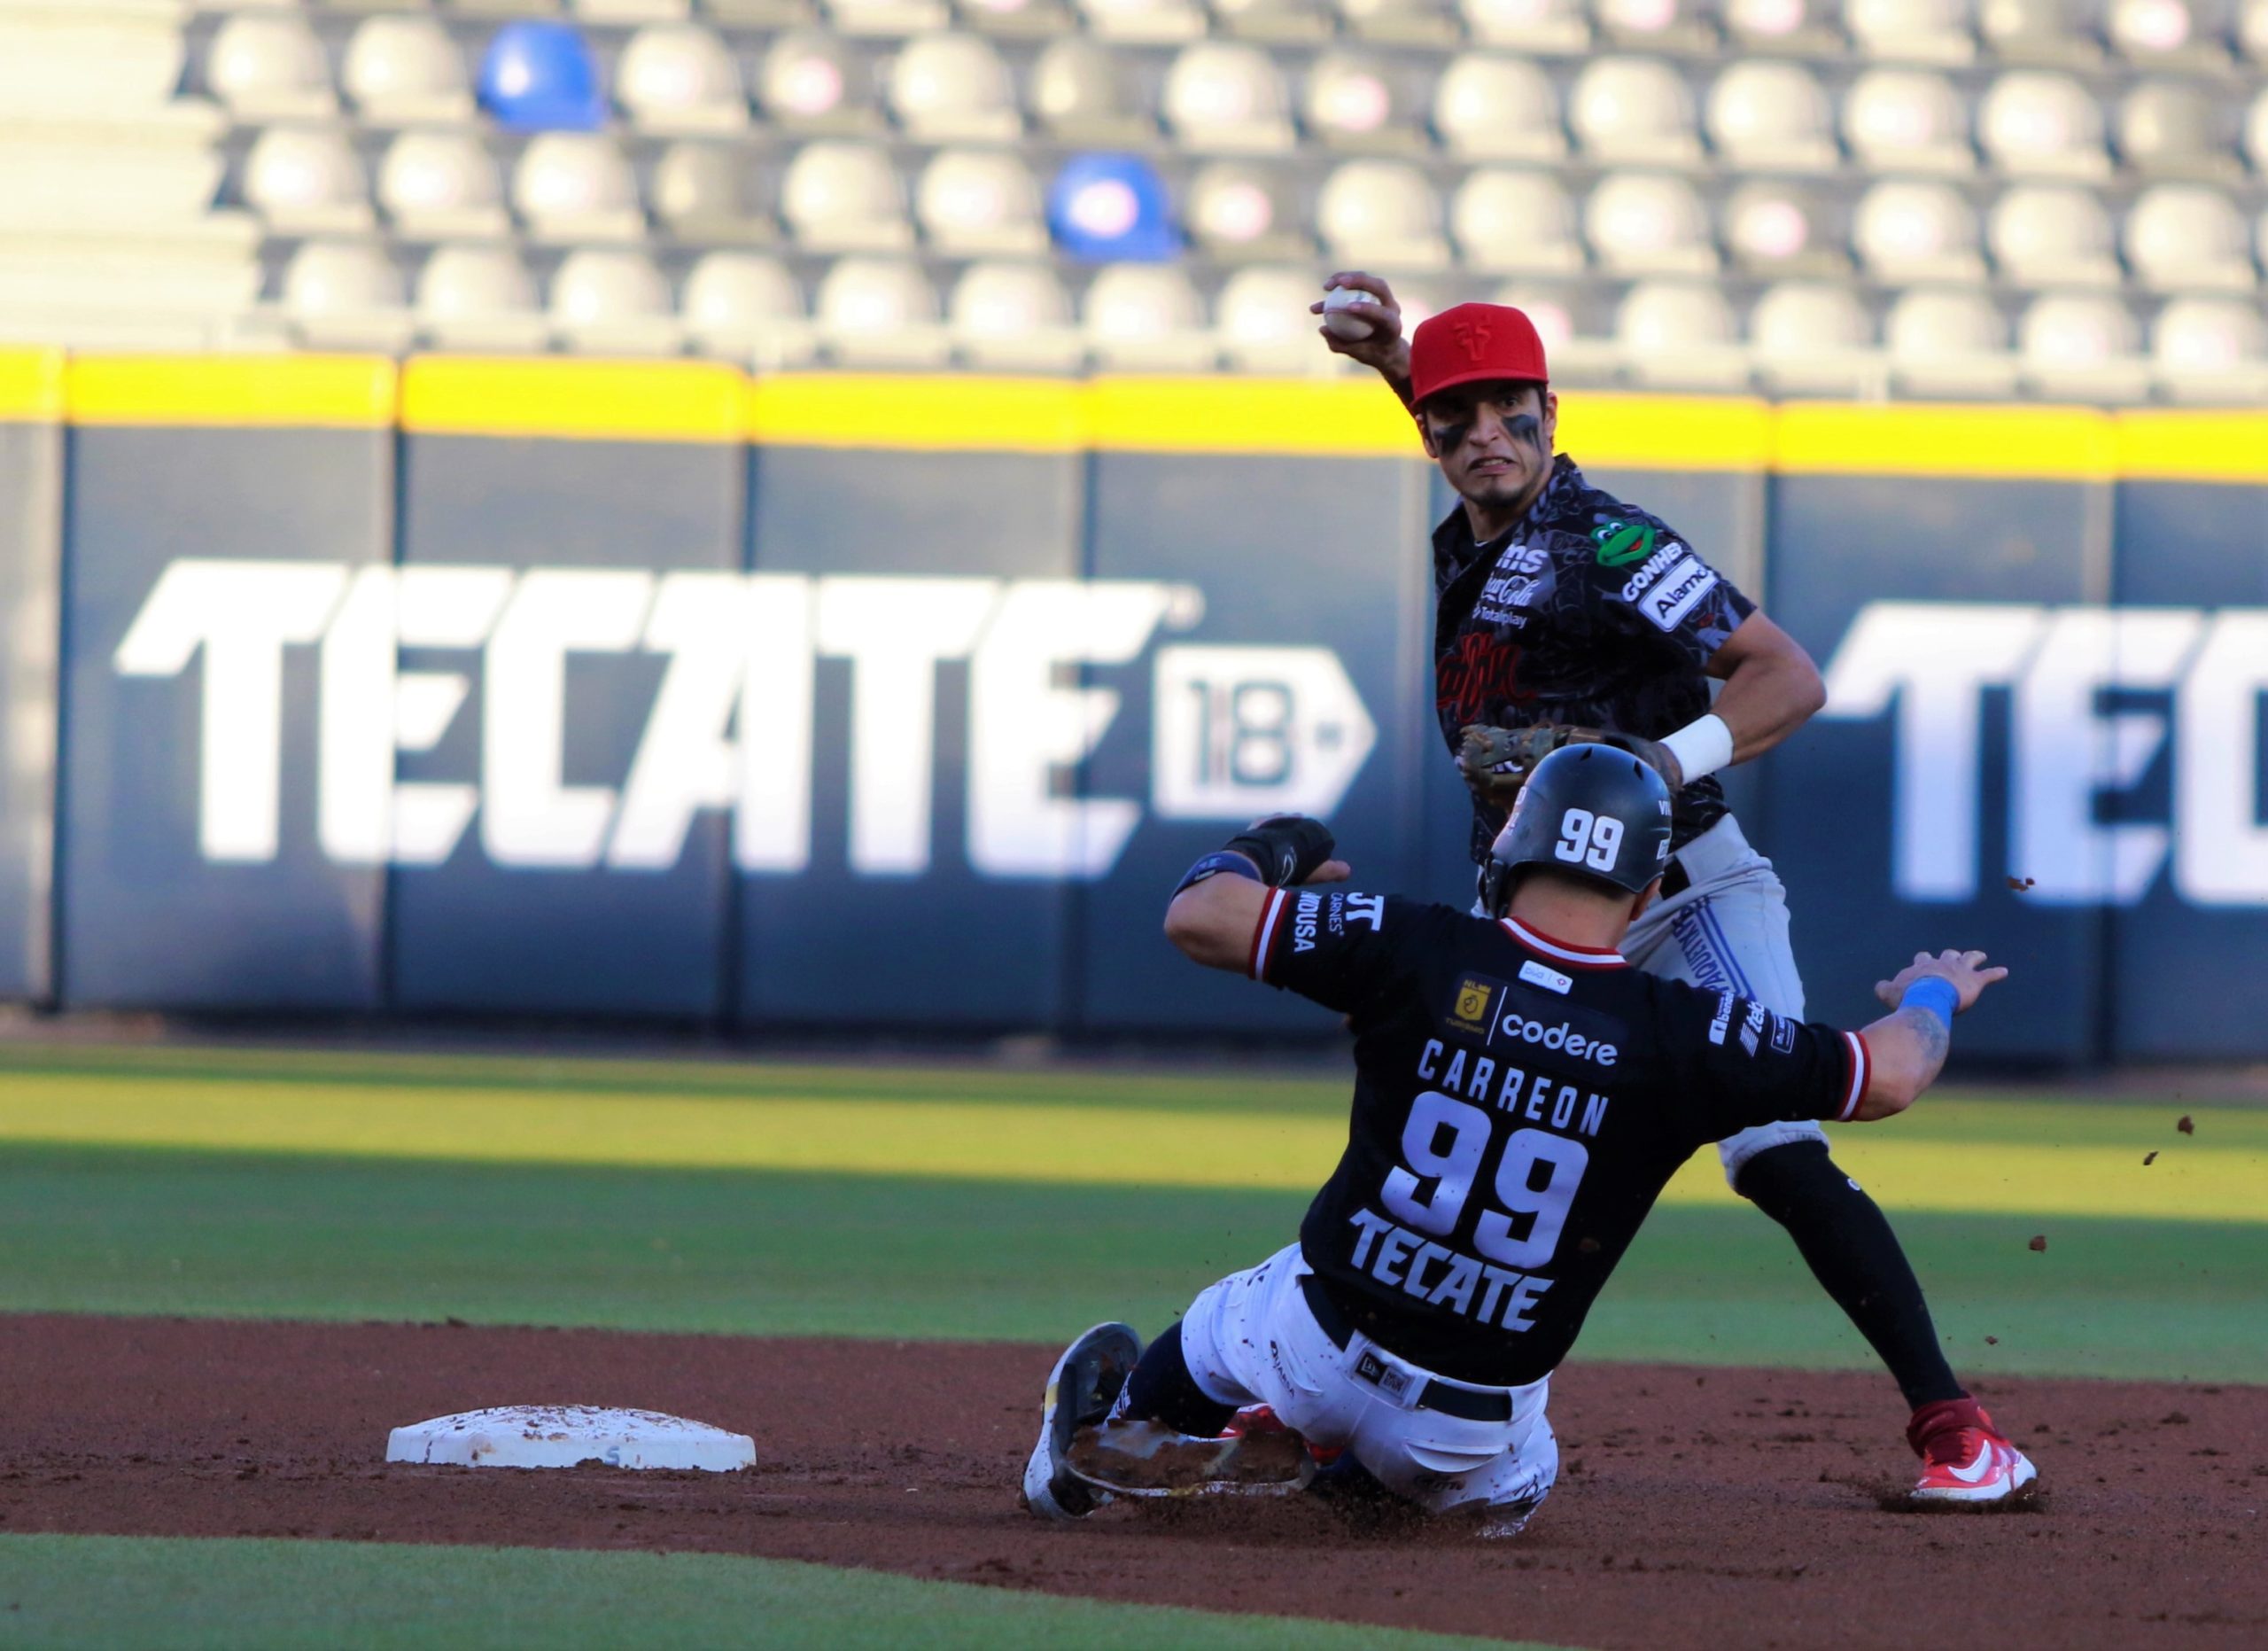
[1907,1398,2039,1505]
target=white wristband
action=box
[1659,713,1734,786]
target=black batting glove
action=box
[1223,814,1337,888]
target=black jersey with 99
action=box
[1247,884,1868,1389]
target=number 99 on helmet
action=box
[1483,743,1673,913]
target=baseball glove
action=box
[1456,723,1682,809]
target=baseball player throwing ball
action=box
[1293,274,2033,1499]
[1023,759,2031,1535]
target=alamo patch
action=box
[1635,555,1720,632]
[1445,973,1507,1039]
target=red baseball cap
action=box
[1408,303,1550,408]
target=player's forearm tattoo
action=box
[1893,1004,1950,1073]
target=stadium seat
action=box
[1337,0,1462,46]
[344,16,478,125]
[2243,0,2268,61]
[2124,183,2256,290]
[2151,295,2268,399]
[283,240,414,353]
[550,247,684,354]
[1162,43,1297,153]
[1584,172,1717,275]
[2018,292,2148,400]
[915,148,1046,253]
[704,0,821,20]
[1979,0,2101,65]
[1463,0,1591,52]
[1751,281,1880,393]
[888,33,1020,142]
[1317,159,1450,270]
[1450,169,1586,273]
[1048,152,1177,260]
[1723,0,1846,55]
[1978,71,2109,177]
[1570,58,1702,164]
[2107,0,2227,67]
[651,141,777,243]
[1705,61,1838,171]
[449,1,572,17]
[1597,0,1719,54]
[615,24,749,132]
[681,249,813,366]
[948,261,1083,370]
[814,254,951,365]
[1845,0,1976,61]
[514,133,646,243]
[1852,178,1986,283]
[206,14,338,121]
[2117,80,2235,179]
[1029,39,1154,148]
[959,0,1076,38]
[1304,51,1423,154]
[1214,0,1335,42]
[1724,181,1848,276]
[1183,161,1311,261]
[378,130,511,238]
[1988,184,2120,285]
[1842,68,1974,174]
[1616,282,1750,389]
[245,128,377,237]
[781,140,913,250]
[1432,54,1565,161]
[2242,85,2268,171]
[416,242,548,350]
[759,33,878,135]
[825,0,954,37]
[1083,261,1216,370]
[1885,288,2017,394]
[1218,264,1328,371]
[575,0,698,19]
[479,20,607,131]
[1076,0,1209,41]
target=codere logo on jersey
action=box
[1445,974,1505,1037]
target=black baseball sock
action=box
[1119,1320,1235,1437]
[1735,1141,1967,1411]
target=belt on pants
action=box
[1298,1273,1514,1423]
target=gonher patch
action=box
[1446,974,1506,1038]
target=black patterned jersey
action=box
[1434,454,1756,861]
[1247,883,1868,1388]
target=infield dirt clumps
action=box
[4,1314,2263,1650]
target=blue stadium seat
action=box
[478,20,606,132]
[1047,152,1177,261]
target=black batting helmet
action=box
[1487,743,1673,903]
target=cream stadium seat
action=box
[1338,0,1462,45]
[1842,68,1974,174]
[1317,159,1450,269]
[1979,0,2101,65]
[1988,184,2120,285]
[814,254,951,365]
[1217,264,1328,371]
[2241,85,2268,172]
[2243,0,2268,60]
[615,24,750,133]
[1584,172,1717,275]
[1450,169,1586,274]
[1076,0,1209,40]
[1029,38,1154,147]
[681,250,814,366]
[1304,51,1422,154]
[705,0,818,20]
[1852,178,1986,283]
[283,240,413,354]
[1597,0,1719,53]
[1885,287,2018,395]
[1724,0,1846,54]
[1845,0,1976,61]
[825,0,954,37]
[948,261,1083,370]
[1751,281,1880,393]
[1184,161,1310,261]
[1705,61,1838,171]
[416,242,548,351]
[1979,71,2109,177]
[550,247,685,354]
[1725,181,1848,276]
[245,128,376,236]
[651,141,777,244]
[513,133,646,243]
[1463,0,1591,51]
[888,33,1020,142]
[781,140,913,250]
[1433,54,1565,161]
[572,0,698,18]
[379,130,510,238]
[344,16,478,126]
[1083,262,1216,370]
[2117,80,2235,179]
[2152,296,2268,400]
[959,0,1076,38]
[1215,0,1335,41]
[2124,183,2255,290]
[2017,291,2148,398]
[914,148,1046,253]
[2108,0,2229,67]
[1570,57,1702,164]
[759,31,879,135]
[1162,43,1296,152]
[206,13,338,121]
[1616,282,1749,389]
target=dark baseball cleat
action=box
[1021,1321,1142,1521]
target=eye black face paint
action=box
[1503,411,1542,451]
[1431,412,1474,452]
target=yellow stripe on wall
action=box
[0,350,65,422]
[1775,402,2119,479]
[2113,410,2268,484]
[747,372,1087,451]
[400,356,750,442]
[67,354,397,429]
[1557,393,1774,471]
[1084,376,1422,456]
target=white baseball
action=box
[1321,285,1384,342]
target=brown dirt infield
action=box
[2,1314,2263,1649]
